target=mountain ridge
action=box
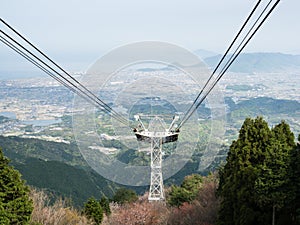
[1,51,300,80]
[203,52,300,73]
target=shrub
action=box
[30,188,93,225]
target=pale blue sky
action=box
[1,0,299,71]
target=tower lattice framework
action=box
[134,115,179,201]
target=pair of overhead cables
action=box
[0,18,132,128]
[177,0,280,129]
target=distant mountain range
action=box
[201,52,300,73]
[1,51,300,80]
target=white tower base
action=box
[149,137,164,201]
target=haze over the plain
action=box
[0,0,299,72]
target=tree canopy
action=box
[287,134,300,224]
[0,147,33,224]
[83,197,103,225]
[168,173,203,207]
[112,188,138,204]
[217,117,298,225]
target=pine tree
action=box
[0,147,33,224]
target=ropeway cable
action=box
[0,32,130,126]
[0,18,132,127]
[0,30,133,128]
[179,0,262,126]
[177,0,280,129]
[217,0,273,77]
[0,33,131,127]
[0,35,99,109]
[0,18,130,126]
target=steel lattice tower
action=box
[134,115,179,201]
[149,136,164,200]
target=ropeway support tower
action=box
[134,114,179,201]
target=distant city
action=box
[0,51,300,145]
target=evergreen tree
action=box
[254,121,295,224]
[168,174,203,207]
[112,188,138,204]
[287,134,300,224]
[181,174,203,199]
[83,197,103,225]
[217,117,295,225]
[0,147,33,224]
[167,185,194,207]
[99,196,111,216]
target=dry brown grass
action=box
[30,188,94,225]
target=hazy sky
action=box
[1,0,299,71]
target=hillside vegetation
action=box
[1,117,299,224]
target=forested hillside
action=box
[0,136,140,206]
[0,136,85,167]
[14,157,117,207]
[0,117,299,224]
